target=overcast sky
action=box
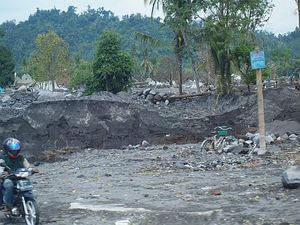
[0,0,298,35]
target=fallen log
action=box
[168,92,208,100]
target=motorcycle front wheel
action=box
[23,198,39,225]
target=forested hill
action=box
[0,6,299,77]
[0,6,173,69]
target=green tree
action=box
[202,0,273,94]
[0,45,15,87]
[134,31,160,78]
[70,60,93,88]
[231,44,256,92]
[0,30,15,87]
[88,29,134,94]
[271,48,293,77]
[156,56,177,84]
[29,31,72,90]
[145,0,200,95]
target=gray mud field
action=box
[2,143,299,225]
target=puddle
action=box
[70,202,151,213]
[70,202,222,217]
[115,219,131,225]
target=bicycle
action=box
[200,126,234,153]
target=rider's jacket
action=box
[0,153,30,174]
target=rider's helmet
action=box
[3,138,22,158]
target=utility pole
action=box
[256,68,266,151]
[250,48,266,151]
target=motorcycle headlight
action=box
[16,171,29,178]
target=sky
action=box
[0,0,298,35]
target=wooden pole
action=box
[256,68,266,150]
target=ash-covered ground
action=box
[25,141,300,225]
[0,83,299,225]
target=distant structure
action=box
[36,80,67,91]
[14,74,67,91]
[14,74,35,87]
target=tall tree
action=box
[202,0,273,94]
[0,30,4,37]
[0,46,15,87]
[144,0,200,95]
[70,60,93,88]
[231,43,256,92]
[0,30,15,87]
[88,29,134,94]
[134,31,160,78]
[29,31,71,90]
[271,48,293,77]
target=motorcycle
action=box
[0,160,39,225]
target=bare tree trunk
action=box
[191,57,200,93]
[176,54,183,95]
[175,32,184,95]
[51,80,55,91]
[182,31,200,93]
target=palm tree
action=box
[144,0,196,95]
[134,31,160,77]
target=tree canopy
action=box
[0,30,15,87]
[29,30,71,90]
[0,45,15,87]
[202,0,274,94]
[87,29,134,94]
[0,5,299,93]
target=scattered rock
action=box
[282,166,300,189]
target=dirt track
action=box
[6,142,297,225]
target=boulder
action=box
[282,166,300,189]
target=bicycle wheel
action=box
[200,139,214,152]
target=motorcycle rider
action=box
[0,138,39,213]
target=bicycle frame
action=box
[200,126,233,152]
[212,135,226,150]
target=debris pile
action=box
[201,131,298,155]
[0,89,39,108]
[135,88,173,105]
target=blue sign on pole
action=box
[250,50,265,70]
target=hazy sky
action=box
[0,0,298,35]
